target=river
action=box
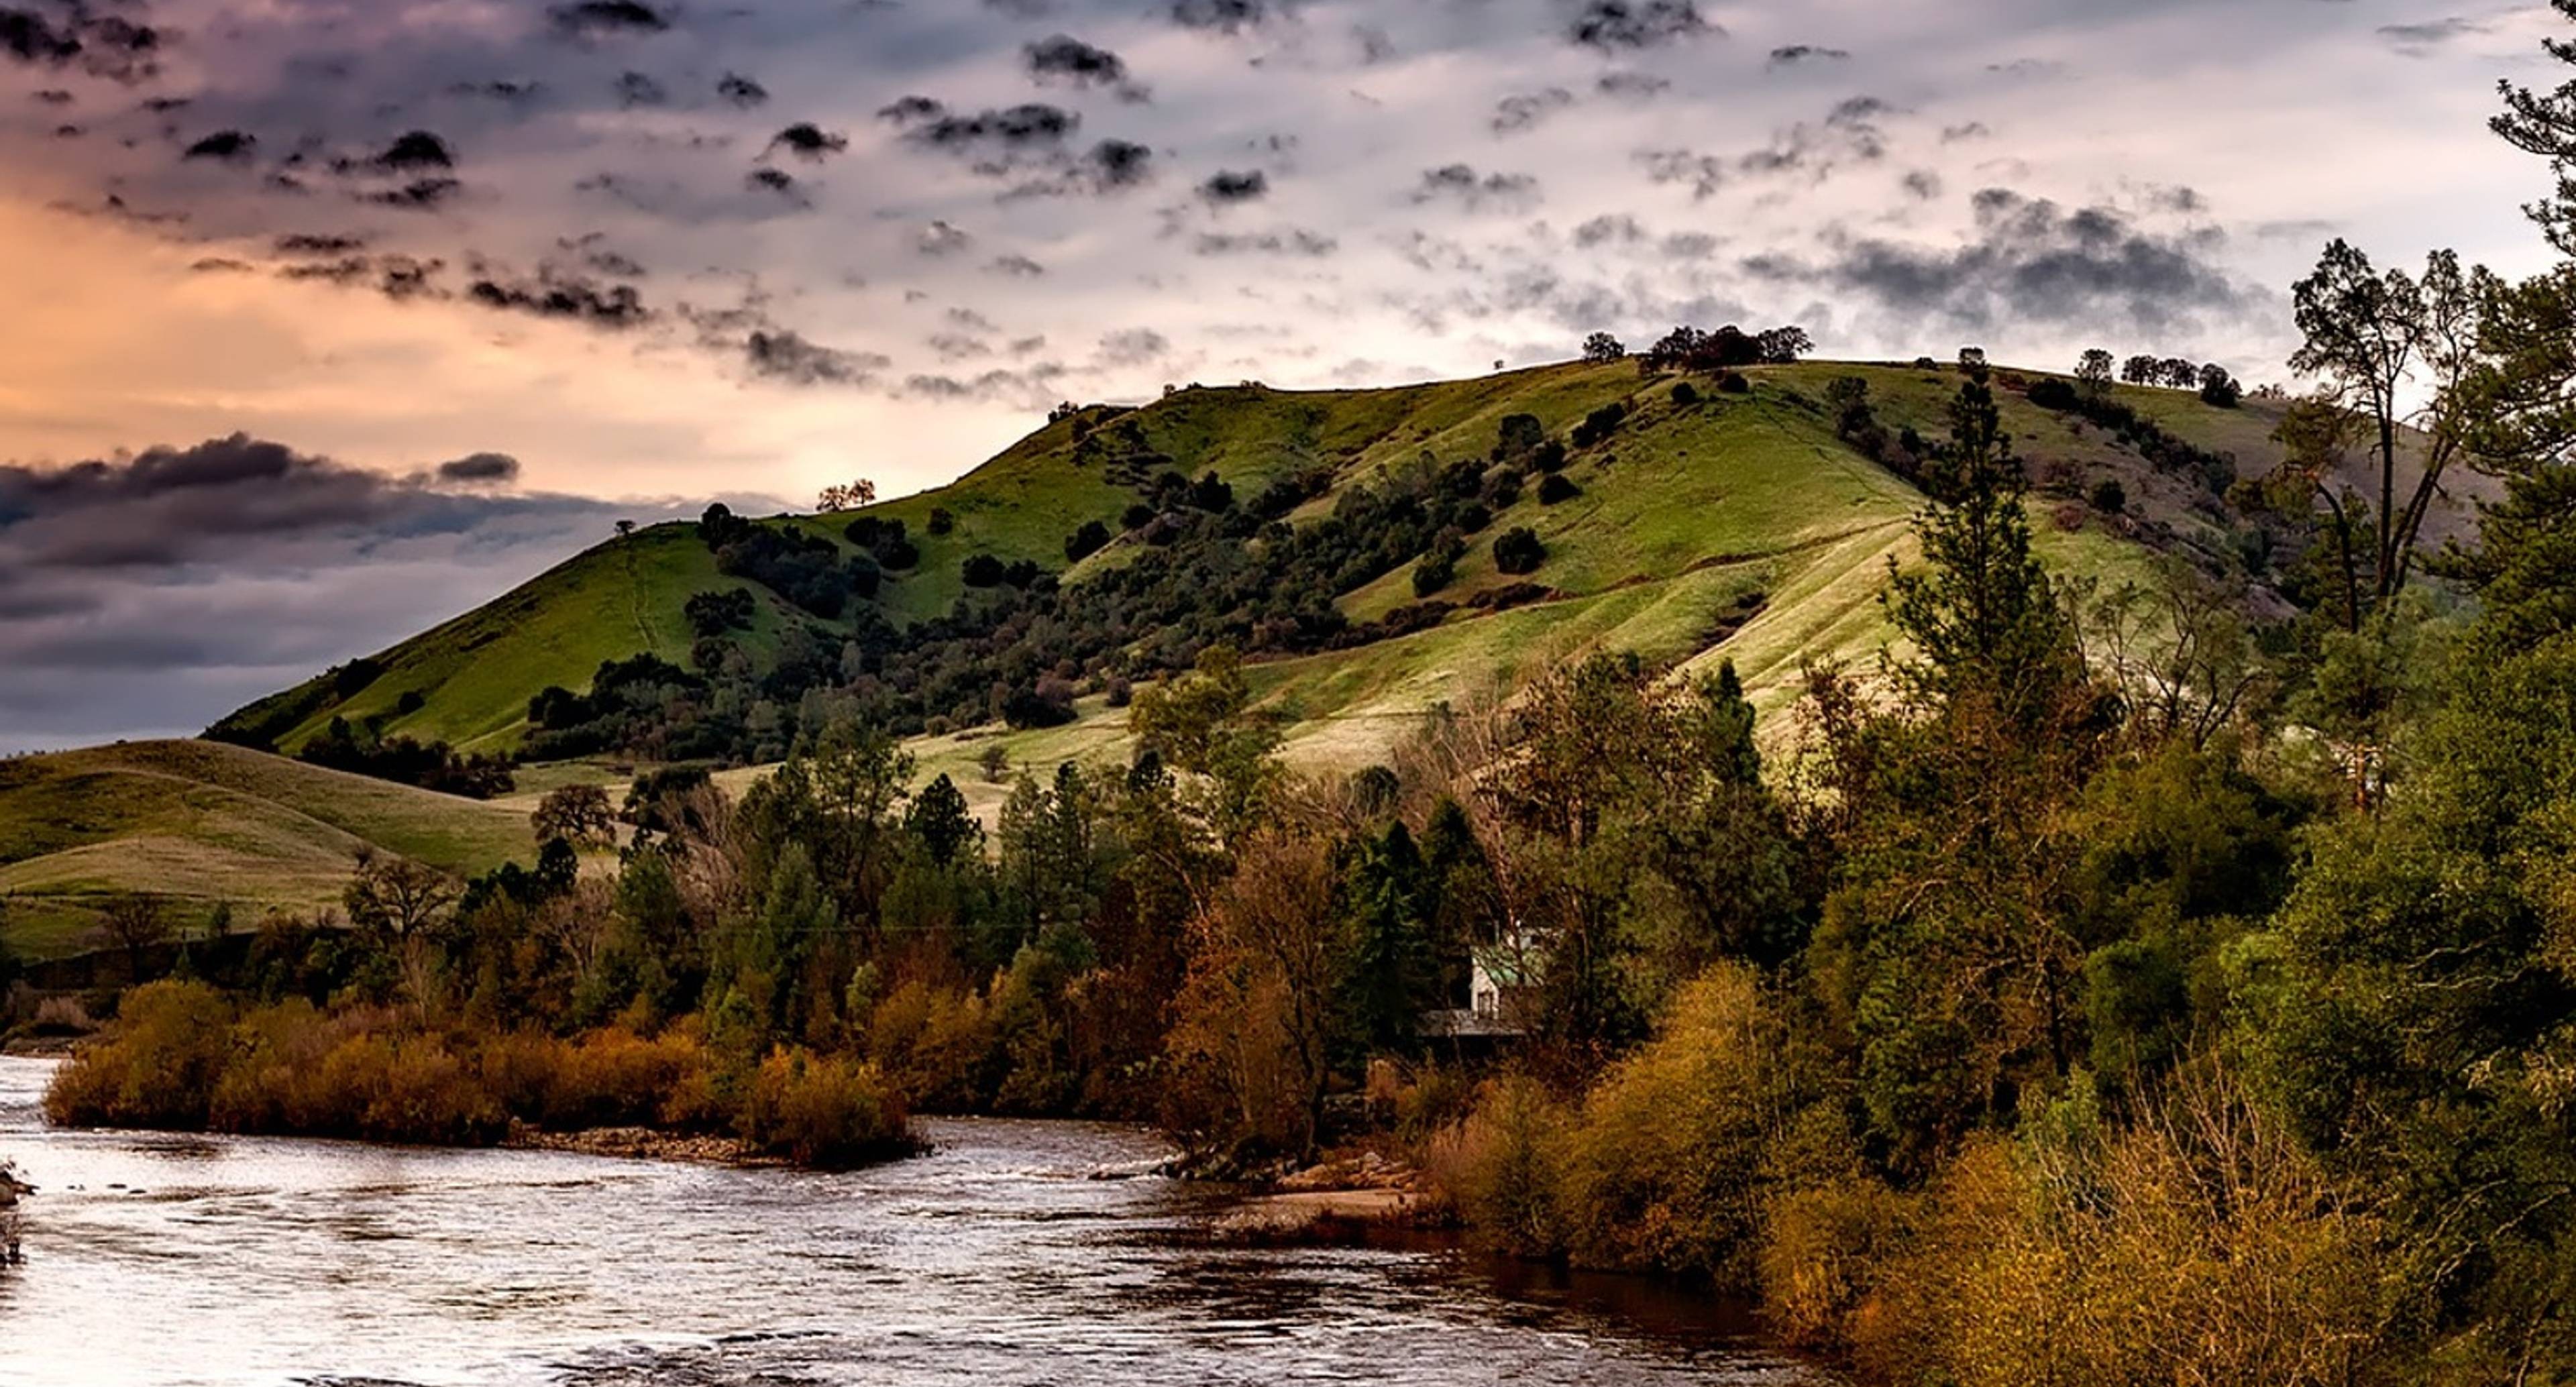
[0,1056,1825,1386]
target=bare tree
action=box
[531,783,618,848]
[95,893,171,981]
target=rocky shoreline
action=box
[1,1159,27,1265]
[500,1121,773,1166]
[1210,1150,1436,1242]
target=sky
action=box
[0,0,2564,752]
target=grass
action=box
[0,740,533,960]
[190,354,2292,814]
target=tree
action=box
[1756,325,1813,364]
[2250,635,2576,1378]
[1493,526,1546,574]
[531,783,617,848]
[2288,239,2487,614]
[1956,345,1988,379]
[1063,519,1112,563]
[906,773,979,867]
[2159,356,2199,388]
[2122,353,2161,386]
[1582,331,1625,363]
[1884,378,2082,724]
[2197,362,2242,406]
[2076,348,2116,398]
[1163,829,1350,1162]
[816,478,877,512]
[96,893,171,981]
[1342,821,1438,1054]
[344,850,460,942]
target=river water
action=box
[0,1056,1823,1386]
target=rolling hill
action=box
[0,740,534,958]
[211,356,2317,765]
[14,353,2455,960]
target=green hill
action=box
[0,740,534,958]
[215,357,2316,771]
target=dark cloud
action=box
[0,4,162,83]
[182,129,256,164]
[278,252,445,302]
[767,122,849,160]
[1781,187,2255,336]
[464,264,649,327]
[744,329,888,386]
[365,178,462,211]
[1413,164,1540,211]
[0,433,779,749]
[1199,168,1269,203]
[745,166,803,200]
[2377,18,2481,55]
[1568,1,1712,52]
[1902,169,1943,199]
[877,94,945,124]
[369,130,455,172]
[1170,0,1265,33]
[549,1,669,38]
[1192,228,1336,256]
[716,72,767,107]
[1768,44,1850,67]
[908,102,1081,153]
[436,451,520,485]
[1492,88,1574,135]
[1026,34,1146,99]
[987,254,1046,276]
[1596,71,1670,101]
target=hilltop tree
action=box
[816,478,877,512]
[2122,353,2161,385]
[2076,348,2116,398]
[1756,325,1814,364]
[1582,331,1625,362]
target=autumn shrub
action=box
[1860,1074,2400,1387]
[863,979,1000,1111]
[1424,1071,1567,1254]
[46,980,237,1128]
[478,1025,710,1131]
[741,1048,914,1167]
[1552,965,1796,1282]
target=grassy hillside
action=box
[220,357,2304,767]
[0,740,534,959]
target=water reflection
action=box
[0,1058,1826,1386]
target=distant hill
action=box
[0,740,532,958]
[216,356,2355,773]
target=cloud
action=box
[1492,88,1576,135]
[182,129,256,164]
[1775,187,2258,337]
[906,103,1081,154]
[1200,168,1269,202]
[549,1,670,39]
[1768,44,1850,68]
[1192,228,1336,256]
[1568,1,1713,52]
[744,330,889,386]
[766,123,849,160]
[987,253,1047,276]
[0,432,780,748]
[1026,34,1147,100]
[917,220,973,256]
[2377,18,2483,56]
[716,72,768,107]
[436,452,521,485]
[1170,0,1266,33]
[1413,164,1541,211]
[1098,327,1169,364]
[464,264,650,327]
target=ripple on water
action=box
[0,1059,1831,1387]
